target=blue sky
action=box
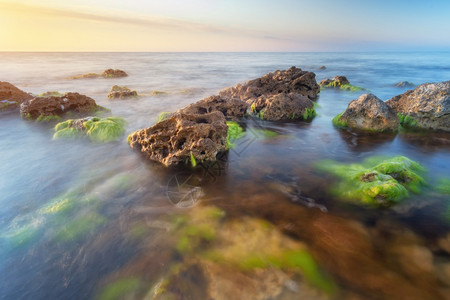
[0,0,449,51]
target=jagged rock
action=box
[320,76,350,86]
[386,81,450,132]
[394,81,415,88]
[20,92,103,120]
[178,95,248,120]
[334,93,399,132]
[250,93,315,121]
[128,111,228,167]
[0,82,33,111]
[219,66,320,104]
[107,85,137,99]
[101,69,128,78]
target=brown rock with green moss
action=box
[178,95,248,121]
[0,81,33,111]
[107,85,138,99]
[101,69,128,78]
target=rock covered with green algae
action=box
[320,76,364,92]
[226,121,245,149]
[316,156,425,207]
[53,116,126,143]
[107,85,138,99]
[0,81,33,112]
[333,93,400,132]
[178,95,248,121]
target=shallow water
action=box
[1,52,450,299]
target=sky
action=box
[0,0,449,52]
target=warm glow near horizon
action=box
[1,0,450,52]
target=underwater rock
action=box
[219,66,320,104]
[53,116,126,143]
[316,156,425,207]
[128,111,228,167]
[0,81,33,111]
[386,80,450,132]
[178,95,248,121]
[250,92,316,121]
[101,69,128,78]
[20,92,104,120]
[333,93,399,132]
[107,85,138,99]
[394,81,415,88]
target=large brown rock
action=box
[128,111,228,167]
[335,93,399,132]
[20,92,101,120]
[0,82,33,111]
[219,66,320,104]
[386,81,450,131]
[251,93,315,121]
[178,95,248,120]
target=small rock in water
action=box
[394,81,415,88]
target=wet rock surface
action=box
[20,92,102,120]
[335,93,399,132]
[251,92,315,121]
[0,82,33,111]
[101,69,128,78]
[319,76,350,87]
[386,80,450,131]
[219,66,320,104]
[128,111,228,167]
[107,85,138,99]
[178,95,248,120]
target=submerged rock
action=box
[316,156,425,207]
[101,68,128,78]
[250,92,316,121]
[53,116,126,143]
[107,85,138,99]
[219,66,320,104]
[333,93,399,132]
[0,81,33,111]
[320,76,364,91]
[386,81,450,132]
[178,95,248,120]
[19,92,105,120]
[128,111,228,167]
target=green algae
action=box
[321,81,365,92]
[152,90,168,96]
[302,107,317,121]
[36,91,64,97]
[332,112,347,128]
[189,151,197,168]
[156,111,172,122]
[252,128,281,139]
[55,213,106,242]
[316,156,426,207]
[97,277,141,300]
[398,113,419,130]
[437,178,450,195]
[36,115,62,122]
[226,121,245,149]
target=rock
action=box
[70,73,100,79]
[318,66,327,70]
[386,81,450,132]
[334,93,399,132]
[178,95,248,121]
[20,92,103,120]
[128,111,228,167]
[0,82,33,111]
[107,85,137,99]
[219,66,320,104]
[101,69,128,78]
[250,93,316,121]
[394,81,415,88]
[320,76,350,86]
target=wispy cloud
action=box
[0,1,292,42]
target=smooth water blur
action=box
[1,52,450,299]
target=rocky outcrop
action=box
[178,95,248,120]
[320,76,350,87]
[20,92,103,120]
[386,81,450,132]
[394,81,415,88]
[219,66,320,104]
[334,93,399,132]
[102,69,128,78]
[128,111,228,167]
[107,85,138,99]
[0,82,33,111]
[250,93,315,121]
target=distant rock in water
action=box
[394,81,415,88]
[219,66,320,104]
[71,73,100,79]
[318,65,327,70]
[250,93,316,121]
[386,80,450,132]
[0,82,33,111]
[320,76,350,86]
[107,85,138,99]
[178,95,248,121]
[333,93,399,132]
[20,92,106,121]
[70,69,128,79]
[128,111,228,167]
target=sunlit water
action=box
[1,52,450,299]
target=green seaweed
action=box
[437,178,450,195]
[55,213,106,242]
[97,277,141,300]
[152,90,168,96]
[226,121,245,149]
[302,107,317,121]
[54,117,126,142]
[258,110,265,120]
[157,111,172,122]
[316,156,426,207]
[252,128,280,139]
[250,103,256,113]
[36,115,62,122]
[189,151,197,168]
[321,81,364,92]
[398,113,419,130]
[332,112,347,128]
[36,91,64,97]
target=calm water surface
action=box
[1,52,450,299]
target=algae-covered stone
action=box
[316,156,425,207]
[53,116,126,143]
[320,76,364,92]
[107,85,138,99]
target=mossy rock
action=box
[316,156,426,207]
[156,111,173,122]
[36,91,64,97]
[398,113,419,131]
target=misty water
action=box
[1,52,450,299]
